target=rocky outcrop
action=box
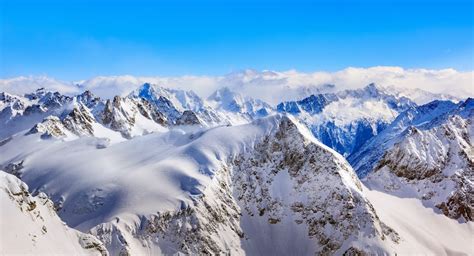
[100,96,167,138]
[26,115,68,139]
[1,90,73,140]
[175,110,202,126]
[135,98,167,126]
[25,103,97,139]
[101,96,136,138]
[76,90,102,109]
[62,105,95,136]
[436,174,473,221]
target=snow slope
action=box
[365,187,474,255]
[0,171,107,255]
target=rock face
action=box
[277,84,416,157]
[0,171,107,255]
[231,117,398,255]
[26,116,69,139]
[362,98,474,222]
[100,95,167,138]
[101,96,137,138]
[135,98,167,126]
[62,105,96,136]
[175,110,202,126]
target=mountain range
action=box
[0,78,472,255]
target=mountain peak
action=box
[360,83,384,97]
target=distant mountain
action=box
[0,89,73,140]
[349,99,460,177]
[353,98,473,222]
[382,85,462,105]
[0,76,77,96]
[0,88,168,142]
[207,87,273,124]
[277,83,416,157]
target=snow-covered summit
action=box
[207,86,273,117]
[132,83,205,113]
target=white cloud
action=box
[0,76,79,96]
[1,67,472,105]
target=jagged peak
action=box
[131,82,204,112]
[207,86,239,101]
[277,93,331,115]
[26,115,69,139]
[459,97,474,110]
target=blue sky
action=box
[1,0,473,80]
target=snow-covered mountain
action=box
[0,83,275,142]
[207,86,273,123]
[129,83,227,126]
[277,83,416,157]
[352,98,473,222]
[0,88,168,142]
[129,83,275,126]
[349,99,461,177]
[382,85,462,105]
[1,83,473,255]
[0,89,73,140]
[1,114,402,255]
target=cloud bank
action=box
[1,67,472,104]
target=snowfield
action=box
[365,188,474,255]
[0,172,107,255]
